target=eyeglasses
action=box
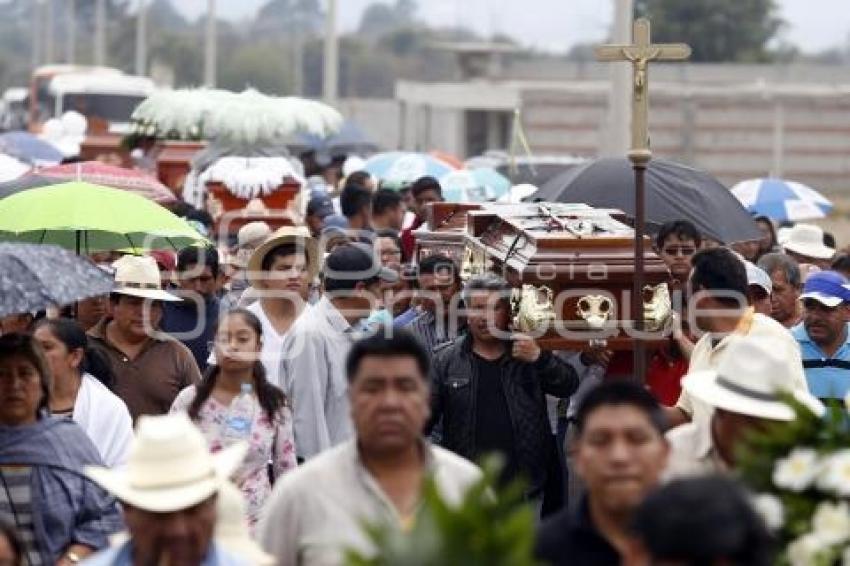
[662,246,697,257]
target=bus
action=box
[29,65,156,134]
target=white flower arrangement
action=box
[740,396,850,565]
[774,447,821,492]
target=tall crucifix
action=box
[595,18,691,383]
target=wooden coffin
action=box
[206,181,301,239]
[153,140,206,195]
[414,202,483,267]
[466,202,670,351]
[78,135,132,167]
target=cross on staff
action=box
[596,18,691,154]
[595,18,691,383]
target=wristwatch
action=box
[65,551,81,564]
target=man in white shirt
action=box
[665,248,808,429]
[665,336,823,480]
[260,331,481,566]
[280,242,398,460]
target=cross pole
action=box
[595,18,690,384]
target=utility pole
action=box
[32,1,42,68]
[94,0,106,66]
[600,0,633,156]
[66,0,76,64]
[135,0,148,75]
[204,0,217,87]
[44,0,54,64]
[323,0,338,104]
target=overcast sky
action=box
[174,0,849,54]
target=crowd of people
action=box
[0,164,848,565]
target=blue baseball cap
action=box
[307,193,335,219]
[800,270,850,307]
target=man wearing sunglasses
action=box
[792,270,850,401]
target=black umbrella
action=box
[0,243,114,317]
[536,157,760,244]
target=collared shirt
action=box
[663,421,727,481]
[82,541,245,566]
[535,496,620,566]
[676,310,808,426]
[257,440,482,566]
[279,296,358,459]
[88,320,202,422]
[792,322,850,399]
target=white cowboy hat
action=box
[86,413,247,513]
[683,336,824,421]
[215,482,275,566]
[112,255,181,302]
[782,223,835,260]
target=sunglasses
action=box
[662,246,697,257]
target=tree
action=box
[635,0,784,62]
[255,0,323,35]
[358,0,418,37]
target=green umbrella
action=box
[0,181,204,254]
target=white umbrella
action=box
[0,153,31,182]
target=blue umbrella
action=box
[363,152,456,187]
[295,121,378,156]
[439,168,511,202]
[0,132,63,164]
[731,178,833,222]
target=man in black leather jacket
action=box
[428,274,579,509]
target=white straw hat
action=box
[682,336,824,421]
[215,482,275,566]
[782,223,835,260]
[86,413,247,513]
[112,255,181,302]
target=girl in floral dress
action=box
[171,308,297,529]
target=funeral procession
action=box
[2,0,850,564]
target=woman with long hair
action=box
[0,334,122,564]
[170,309,297,528]
[33,319,133,469]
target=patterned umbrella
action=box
[0,243,114,317]
[0,132,63,164]
[35,161,176,204]
[439,168,511,202]
[731,178,833,222]
[363,152,457,187]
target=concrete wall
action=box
[335,98,401,153]
[519,82,850,193]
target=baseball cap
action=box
[324,242,399,284]
[799,270,850,307]
[307,193,335,219]
[744,261,772,294]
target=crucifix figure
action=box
[595,18,691,383]
[596,18,691,153]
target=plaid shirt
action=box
[0,417,123,564]
[404,310,466,354]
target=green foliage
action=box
[634,0,784,62]
[345,456,541,566]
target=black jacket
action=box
[428,334,579,495]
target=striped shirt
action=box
[792,322,850,400]
[0,465,42,565]
[404,310,465,354]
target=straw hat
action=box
[215,482,275,566]
[112,255,180,302]
[246,226,319,285]
[682,336,823,421]
[85,413,247,513]
[782,223,835,260]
